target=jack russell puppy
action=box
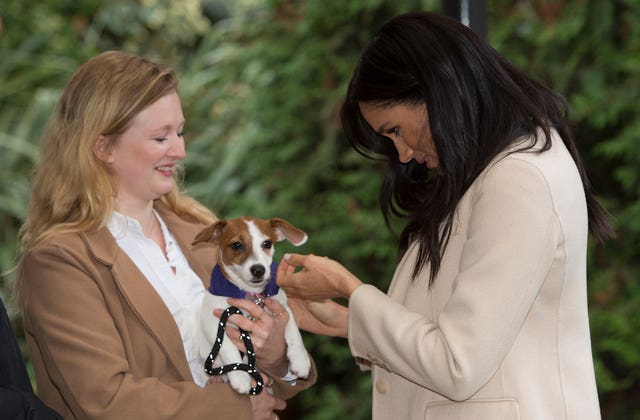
[192,216,311,394]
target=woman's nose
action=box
[169,135,186,159]
[392,139,413,163]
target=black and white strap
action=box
[204,305,265,395]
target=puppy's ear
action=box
[192,221,227,246]
[269,218,308,246]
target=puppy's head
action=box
[192,217,307,293]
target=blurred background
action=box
[0,0,638,418]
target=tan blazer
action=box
[348,131,601,420]
[19,202,316,419]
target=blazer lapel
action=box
[82,227,194,381]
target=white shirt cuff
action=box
[280,368,298,386]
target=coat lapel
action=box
[82,221,196,381]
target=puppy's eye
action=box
[230,242,244,251]
[262,240,273,250]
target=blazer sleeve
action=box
[20,243,252,420]
[348,157,559,401]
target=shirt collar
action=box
[107,209,166,236]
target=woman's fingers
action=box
[250,390,286,420]
[286,297,349,337]
[211,298,289,347]
[264,297,289,322]
[276,257,297,278]
[276,255,302,290]
[208,299,289,379]
[226,298,266,320]
[281,253,306,268]
[280,253,362,300]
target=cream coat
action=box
[20,203,316,419]
[348,131,601,420]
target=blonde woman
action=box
[16,51,315,420]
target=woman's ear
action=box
[93,135,113,163]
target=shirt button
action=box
[375,380,389,394]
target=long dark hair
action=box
[340,11,614,285]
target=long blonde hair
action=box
[15,51,215,297]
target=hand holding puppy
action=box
[214,297,290,377]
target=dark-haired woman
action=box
[277,11,611,420]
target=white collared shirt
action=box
[107,211,207,387]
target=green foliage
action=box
[1,0,638,418]
[0,0,97,309]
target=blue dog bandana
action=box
[208,262,280,299]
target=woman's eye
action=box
[153,129,184,141]
[385,127,400,137]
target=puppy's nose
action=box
[250,264,266,278]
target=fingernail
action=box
[283,253,290,261]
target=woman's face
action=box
[100,92,186,210]
[359,101,439,169]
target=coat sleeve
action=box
[348,157,559,401]
[20,243,252,420]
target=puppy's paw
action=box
[289,351,311,379]
[227,371,252,394]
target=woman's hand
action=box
[206,372,285,419]
[287,297,348,338]
[250,381,286,420]
[277,253,363,300]
[213,297,289,377]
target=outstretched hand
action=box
[276,253,362,300]
[287,297,348,338]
